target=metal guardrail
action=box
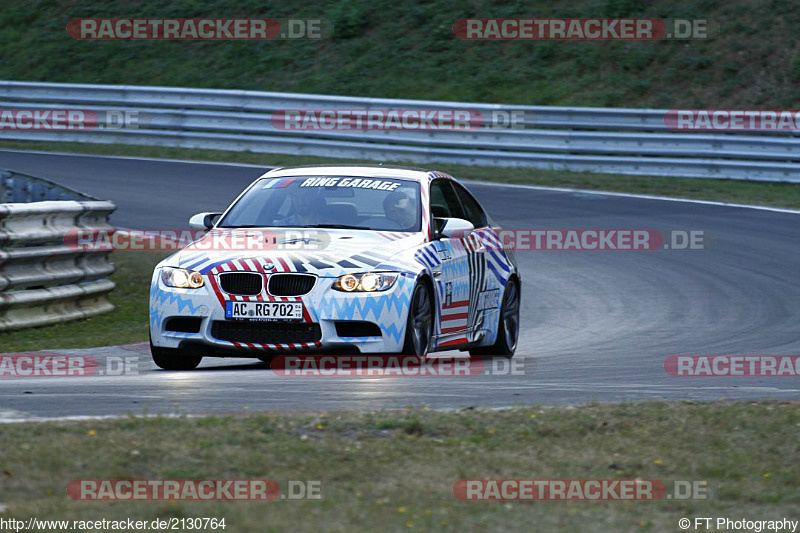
[0,170,116,331]
[0,80,798,181]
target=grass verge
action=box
[3,140,800,208]
[0,402,798,532]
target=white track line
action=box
[469,180,800,215]
[0,412,195,424]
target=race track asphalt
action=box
[1,150,799,420]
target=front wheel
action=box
[470,279,520,359]
[402,282,433,358]
[150,341,203,370]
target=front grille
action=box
[335,321,382,337]
[219,272,263,296]
[268,274,316,296]
[211,321,322,344]
[165,316,202,333]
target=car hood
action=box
[168,228,426,277]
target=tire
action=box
[150,341,203,370]
[470,279,520,359]
[401,281,434,358]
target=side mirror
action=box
[189,212,222,230]
[435,217,474,239]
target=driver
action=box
[281,187,325,226]
[383,190,416,230]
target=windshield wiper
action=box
[215,224,263,228]
[304,224,372,230]
[217,223,373,230]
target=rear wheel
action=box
[470,279,520,359]
[402,282,433,358]
[150,341,203,370]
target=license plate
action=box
[225,301,304,321]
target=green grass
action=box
[0,402,798,532]
[0,251,167,353]
[1,0,799,108]
[4,140,800,208]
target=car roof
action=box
[259,164,446,182]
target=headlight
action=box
[332,272,399,292]
[161,267,205,289]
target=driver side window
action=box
[451,182,488,228]
[429,179,465,233]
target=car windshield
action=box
[218,175,422,232]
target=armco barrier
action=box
[0,170,116,331]
[0,80,799,181]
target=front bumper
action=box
[149,269,415,354]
